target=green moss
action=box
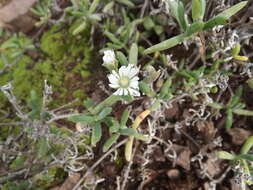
[40,26,67,60]
[34,168,67,188]
[0,24,93,109]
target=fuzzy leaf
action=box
[192,0,206,21]
[144,33,188,54]
[129,43,138,65]
[229,86,243,108]
[237,154,253,162]
[103,134,120,152]
[120,108,130,126]
[178,1,188,31]
[115,0,135,8]
[226,109,233,130]
[208,102,225,110]
[116,51,128,66]
[231,44,241,57]
[104,31,122,45]
[97,107,112,120]
[88,0,100,14]
[69,114,95,125]
[217,151,235,160]
[217,1,247,20]
[233,109,253,116]
[91,123,102,146]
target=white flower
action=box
[108,64,140,96]
[103,50,116,64]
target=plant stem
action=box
[125,110,150,161]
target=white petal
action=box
[108,74,119,85]
[128,88,140,96]
[129,80,139,89]
[119,66,127,77]
[115,88,124,96]
[123,89,128,95]
[129,69,139,78]
[112,70,119,79]
[131,76,139,82]
[109,83,119,89]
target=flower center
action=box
[119,76,130,88]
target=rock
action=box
[166,168,180,179]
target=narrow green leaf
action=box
[88,0,100,14]
[237,154,253,162]
[208,102,225,109]
[233,109,253,116]
[240,136,253,154]
[116,51,128,66]
[231,44,241,57]
[144,33,188,54]
[72,22,87,35]
[103,134,120,152]
[104,31,122,45]
[69,114,95,125]
[226,109,233,130]
[217,1,247,20]
[203,16,227,30]
[217,151,235,160]
[120,108,130,126]
[192,0,202,21]
[97,107,112,120]
[200,0,206,20]
[160,77,172,98]
[129,43,138,65]
[168,0,179,20]
[115,0,135,8]
[143,17,155,30]
[91,123,102,146]
[178,1,188,31]
[229,86,243,108]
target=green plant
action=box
[66,0,101,35]
[218,136,253,186]
[209,86,253,130]
[30,0,53,26]
[144,0,248,54]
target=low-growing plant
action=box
[209,86,253,130]
[144,0,248,54]
[66,0,101,35]
[218,136,253,187]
